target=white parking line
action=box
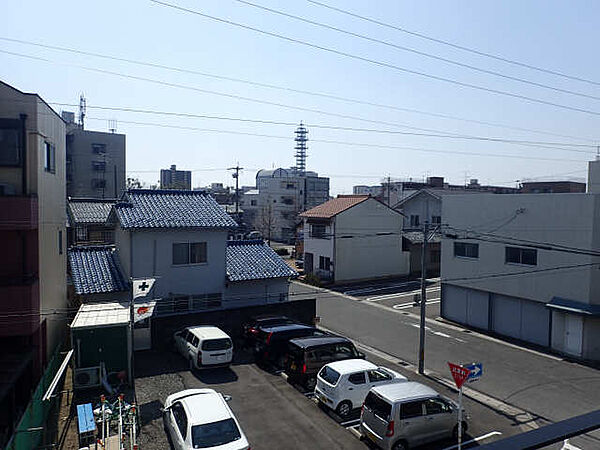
[367,287,440,302]
[393,298,441,309]
[344,281,420,296]
[442,431,502,449]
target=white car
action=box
[315,359,407,418]
[163,389,250,450]
[174,326,233,369]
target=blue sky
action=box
[2,0,599,193]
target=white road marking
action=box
[562,439,583,450]
[433,331,451,338]
[442,431,502,449]
[393,298,441,309]
[344,281,420,296]
[367,287,440,302]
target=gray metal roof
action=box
[115,189,238,229]
[226,240,297,282]
[68,246,128,295]
[68,199,115,225]
[547,297,600,316]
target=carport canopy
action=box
[546,297,600,316]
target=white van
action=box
[174,326,233,369]
[360,382,467,450]
[315,359,406,418]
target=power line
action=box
[84,116,591,162]
[306,0,600,88]
[150,0,600,117]
[1,40,596,143]
[236,0,600,102]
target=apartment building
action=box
[160,164,192,190]
[0,81,68,439]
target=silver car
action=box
[359,382,468,450]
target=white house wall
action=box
[399,193,441,228]
[442,193,598,304]
[335,199,409,282]
[303,220,334,273]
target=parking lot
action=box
[134,337,516,449]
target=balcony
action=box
[0,278,40,337]
[0,196,38,230]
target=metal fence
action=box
[6,347,63,450]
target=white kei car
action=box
[315,359,407,418]
[162,389,250,450]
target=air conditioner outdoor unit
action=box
[73,366,102,390]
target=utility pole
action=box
[228,164,243,215]
[386,176,391,205]
[418,221,428,374]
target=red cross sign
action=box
[448,362,470,389]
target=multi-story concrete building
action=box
[0,81,68,441]
[520,180,586,193]
[242,168,330,242]
[63,113,126,199]
[440,160,600,362]
[160,164,192,190]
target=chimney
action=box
[588,160,600,194]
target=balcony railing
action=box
[0,196,38,230]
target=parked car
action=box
[315,359,407,418]
[254,323,326,369]
[163,389,250,450]
[174,326,233,369]
[360,382,467,450]
[284,335,365,390]
[243,315,298,347]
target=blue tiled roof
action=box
[115,189,238,229]
[226,240,298,282]
[68,199,115,225]
[68,246,128,295]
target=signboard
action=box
[465,362,483,383]
[448,362,470,389]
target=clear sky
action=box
[2,0,599,194]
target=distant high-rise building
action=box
[63,111,126,199]
[160,164,192,190]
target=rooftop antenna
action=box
[294,121,308,176]
[78,93,87,129]
[108,119,117,134]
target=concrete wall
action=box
[441,193,599,305]
[67,128,126,199]
[224,278,290,308]
[128,228,228,297]
[334,199,409,282]
[398,192,441,228]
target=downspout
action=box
[332,218,336,282]
[20,114,27,195]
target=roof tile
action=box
[68,200,115,224]
[226,240,297,281]
[300,195,369,219]
[68,246,128,295]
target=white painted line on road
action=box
[433,331,451,338]
[344,281,420,296]
[561,439,583,450]
[393,298,441,309]
[367,287,440,302]
[442,431,502,449]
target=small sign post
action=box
[448,362,471,450]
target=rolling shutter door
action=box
[492,294,549,346]
[442,285,467,323]
[442,285,489,330]
[466,289,489,330]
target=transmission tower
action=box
[294,122,308,176]
[78,93,87,129]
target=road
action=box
[292,280,600,449]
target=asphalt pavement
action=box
[291,280,600,449]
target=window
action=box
[334,342,357,357]
[282,197,294,205]
[191,335,200,348]
[92,179,106,189]
[0,126,20,165]
[171,402,188,439]
[191,418,241,449]
[410,215,420,227]
[250,200,257,206]
[319,256,331,271]
[286,183,295,189]
[173,242,207,265]
[348,372,366,385]
[367,369,392,383]
[319,366,341,385]
[400,400,424,419]
[44,142,56,173]
[92,143,106,154]
[76,226,88,241]
[454,242,479,259]
[58,230,63,255]
[424,398,451,415]
[311,224,327,238]
[364,392,392,420]
[92,160,106,171]
[202,338,232,351]
[432,215,441,224]
[505,246,537,265]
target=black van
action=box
[284,335,365,390]
[254,323,326,370]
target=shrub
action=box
[275,247,289,256]
[304,273,321,286]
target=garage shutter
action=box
[491,295,549,346]
[442,285,489,330]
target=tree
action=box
[255,200,278,245]
[126,177,143,189]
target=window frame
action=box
[410,215,420,228]
[171,402,188,440]
[0,120,22,166]
[172,242,208,266]
[44,141,56,174]
[505,246,537,266]
[348,372,367,385]
[453,242,479,259]
[319,256,331,271]
[400,400,425,419]
[311,224,327,239]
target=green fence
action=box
[6,347,63,450]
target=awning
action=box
[546,297,600,317]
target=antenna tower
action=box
[109,119,117,133]
[294,122,308,176]
[78,93,87,129]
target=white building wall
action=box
[334,199,409,282]
[398,192,441,228]
[302,219,334,275]
[442,193,599,304]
